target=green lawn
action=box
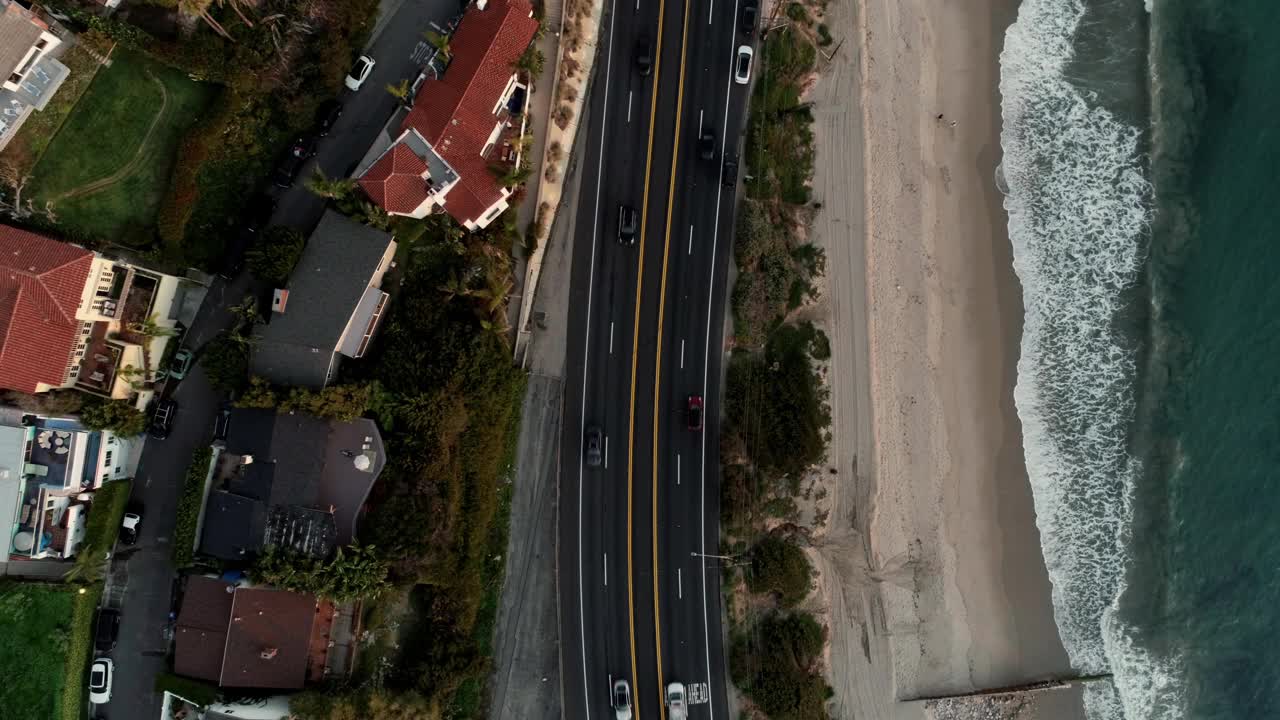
[0,581,100,720]
[29,47,214,244]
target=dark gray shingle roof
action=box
[249,210,393,388]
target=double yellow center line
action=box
[625,0,695,714]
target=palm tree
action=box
[424,30,452,61]
[386,79,411,103]
[304,168,356,200]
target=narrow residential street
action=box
[101,1,464,716]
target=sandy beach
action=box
[799,0,1088,716]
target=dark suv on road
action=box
[635,38,653,76]
[722,155,739,187]
[95,609,120,653]
[618,205,639,245]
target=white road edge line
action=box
[708,0,714,25]
[698,109,704,132]
[681,339,686,369]
[576,0,621,716]
[678,567,684,599]
[605,435,610,469]
[610,320,616,354]
[604,553,609,587]
[688,224,694,255]
[677,455,681,486]
[627,90,633,123]
[698,9,743,717]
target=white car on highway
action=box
[734,45,754,85]
[612,678,632,720]
[667,682,687,720]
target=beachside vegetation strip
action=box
[71,479,133,580]
[723,4,835,719]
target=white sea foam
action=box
[998,0,1176,718]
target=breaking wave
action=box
[999,0,1184,717]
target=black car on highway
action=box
[635,38,653,76]
[722,155,739,187]
[617,205,638,245]
[585,427,603,468]
[699,128,715,160]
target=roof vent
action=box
[272,288,289,314]
[477,0,488,8]
[260,647,278,660]
[241,454,254,465]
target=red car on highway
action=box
[687,395,704,431]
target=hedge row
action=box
[172,447,214,567]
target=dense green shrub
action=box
[747,536,813,607]
[246,225,306,285]
[172,447,214,567]
[251,545,391,602]
[200,333,249,393]
[79,399,147,437]
[76,480,132,569]
[730,612,831,719]
[724,324,829,478]
[62,584,102,720]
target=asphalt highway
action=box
[558,0,751,715]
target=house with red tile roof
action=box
[0,223,201,406]
[357,0,539,230]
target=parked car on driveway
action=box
[740,0,758,33]
[121,512,141,545]
[94,609,120,653]
[734,45,754,85]
[273,135,317,187]
[169,349,193,381]
[315,99,343,135]
[150,398,176,440]
[345,55,376,90]
[88,658,113,704]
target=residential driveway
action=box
[98,2,465,716]
[272,0,466,233]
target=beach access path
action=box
[799,0,1088,717]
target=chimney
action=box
[272,288,289,313]
[260,647,278,660]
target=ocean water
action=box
[1000,0,1280,718]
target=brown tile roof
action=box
[357,143,430,214]
[0,224,92,393]
[174,576,236,684]
[396,0,538,226]
[220,587,317,689]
